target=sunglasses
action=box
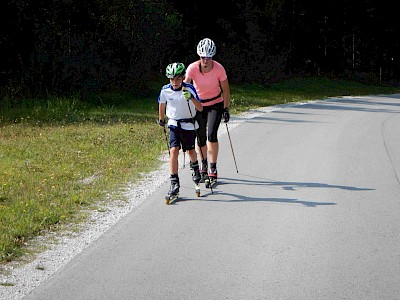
[200,57,212,60]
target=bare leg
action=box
[188,149,198,162]
[198,144,208,162]
[169,146,179,174]
[208,141,219,164]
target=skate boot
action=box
[199,159,208,183]
[190,161,201,184]
[190,161,201,197]
[205,163,217,188]
[166,175,180,205]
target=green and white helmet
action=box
[197,38,216,57]
[165,62,186,78]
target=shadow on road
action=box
[199,192,336,207]
[176,173,375,207]
[222,174,374,192]
[305,98,400,114]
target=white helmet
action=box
[197,38,216,57]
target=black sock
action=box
[201,159,208,170]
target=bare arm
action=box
[159,103,166,121]
[220,78,230,109]
[184,76,192,84]
[191,98,203,112]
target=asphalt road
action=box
[24,95,400,299]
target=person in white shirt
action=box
[158,62,203,200]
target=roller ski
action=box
[199,160,208,183]
[205,176,217,188]
[205,164,217,189]
[165,175,180,205]
[191,161,201,197]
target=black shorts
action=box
[195,101,223,146]
[168,125,196,152]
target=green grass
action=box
[0,95,166,263]
[1,76,399,264]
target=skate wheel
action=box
[166,194,178,205]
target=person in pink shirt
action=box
[185,38,231,183]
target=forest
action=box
[1,0,399,101]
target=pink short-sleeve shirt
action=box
[186,60,227,106]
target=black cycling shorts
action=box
[195,101,223,146]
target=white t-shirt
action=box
[158,82,201,130]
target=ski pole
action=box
[225,123,238,173]
[157,119,170,156]
[163,125,170,157]
[184,87,213,194]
